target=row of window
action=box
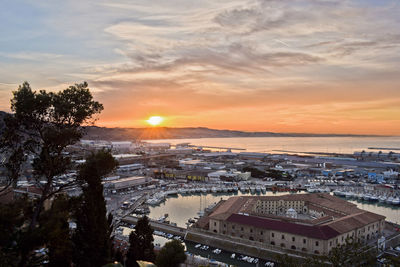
[269,242,320,254]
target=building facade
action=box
[200,194,385,255]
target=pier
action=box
[121,215,187,237]
[119,194,148,218]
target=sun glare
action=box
[146,116,164,126]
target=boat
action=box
[333,189,343,196]
[369,195,378,202]
[307,187,318,193]
[250,186,256,193]
[195,244,201,248]
[363,193,371,201]
[211,187,218,193]
[201,187,207,194]
[342,191,350,198]
[256,185,261,192]
[231,253,236,259]
[322,187,331,193]
[261,187,266,193]
[378,195,386,203]
[386,196,394,205]
[166,190,178,196]
[392,197,400,205]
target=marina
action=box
[115,187,400,266]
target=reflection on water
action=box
[147,192,400,228]
[348,199,400,224]
[124,192,399,266]
[147,136,400,154]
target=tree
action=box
[0,196,31,266]
[2,81,103,266]
[73,150,118,267]
[39,195,74,267]
[126,216,155,266]
[327,237,376,267]
[156,240,186,267]
[0,114,25,195]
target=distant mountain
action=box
[0,110,384,140]
[82,126,380,141]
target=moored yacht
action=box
[378,195,386,203]
[386,196,394,205]
[369,195,378,202]
[392,197,400,205]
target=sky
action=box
[1,0,400,135]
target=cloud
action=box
[1,0,400,134]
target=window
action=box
[271,233,275,237]
[260,231,263,235]
[316,241,319,246]
[224,224,226,228]
[260,239,263,242]
[241,227,244,231]
[291,245,296,250]
[232,225,235,230]
[303,239,306,244]
[214,222,216,226]
[223,231,226,234]
[314,250,320,254]
[330,241,332,246]
[271,241,275,245]
[250,229,253,233]
[282,235,285,240]
[292,237,295,242]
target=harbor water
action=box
[123,191,400,266]
[147,136,400,154]
[146,191,400,231]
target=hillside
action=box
[83,126,377,141]
[0,111,382,140]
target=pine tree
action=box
[39,195,73,267]
[73,150,118,267]
[2,82,103,266]
[126,216,155,266]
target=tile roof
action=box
[227,213,340,240]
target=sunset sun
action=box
[146,116,164,126]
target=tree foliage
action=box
[156,240,186,267]
[0,114,25,195]
[1,81,104,266]
[327,237,376,267]
[39,195,74,267]
[275,237,377,267]
[73,150,118,267]
[126,216,155,266]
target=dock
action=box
[121,215,187,237]
[119,194,148,218]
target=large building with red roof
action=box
[197,193,385,255]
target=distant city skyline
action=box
[1,0,400,135]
